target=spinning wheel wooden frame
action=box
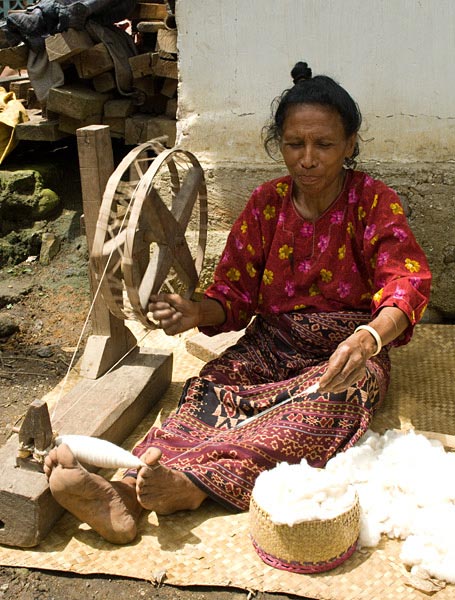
[92,142,208,327]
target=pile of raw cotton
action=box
[252,460,357,525]
[252,429,455,585]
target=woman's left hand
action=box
[318,329,377,393]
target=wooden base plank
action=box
[0,347,172,547]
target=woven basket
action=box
[249,493,360,574]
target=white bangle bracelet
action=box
[354,325,382,356]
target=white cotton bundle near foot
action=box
[252,460,357,525]
[55,435,146,469]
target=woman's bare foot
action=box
[136,447,207,514]
[44,444,142,544]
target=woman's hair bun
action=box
[291,61,312,84]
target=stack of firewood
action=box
[4,0,178,146]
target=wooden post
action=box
[76,125,137,378]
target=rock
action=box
[36,346,54,358]
[35,189,60,219]
[39,232,60,265]
[0,315,19,339]
[0,169,61,223]
[0,278,33,308]
[0,224,45,266]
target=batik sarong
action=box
[132,311,391,511]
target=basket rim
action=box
[250,491,360,526]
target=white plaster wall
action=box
[176,0,455,166]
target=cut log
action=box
[0,347,173,547]
[131,2,168,20]
[9,79,32,101]
[72,43,114,79]
[152,57,178,79]
[47,84,111,120]
[129,51,159,79]
[45,29,93,63]
[133,78,167,114]
[0,44,28,70]
[103,116,125,137]
[92,71,117,93]
[26,87,40,109]
[157,28,177,54]
[104,98,135,118]
[0,73,29,92]
[124,113,176,145]
[137,20,165,33]
[58,114,102,135]
[160,77,178,98]
[15,113,68,142]
[165,97,177,118]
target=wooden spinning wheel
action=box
[91,141,208,328]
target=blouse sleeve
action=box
[361,184,432,345]
[199,185,271,335]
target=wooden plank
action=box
[185,330,245,363]
[0,73,29,92]
[45,29,93,63]
[137,20,165,33]
[157,28,177,54]
[160,77,177,98]
[92,71,116,93]
[152,57,178,79]
[26,87,40,109]
[0,44,28,70]
[47,84,111,120]
[0,347,172,547]
[124,113,176,146]
[102,116,125,137]
[9,79,32,101]
[103,99,135,118]
[165,97,177,118]
[58,114,102,135]
[15,115,68,141]
[131,2,168,20]
[72,43,114,79]
[129,52,159,79]
[76,125,137,379]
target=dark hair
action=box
[263,61,362,167]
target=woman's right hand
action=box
[148,293,201,335]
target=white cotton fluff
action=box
[251,429,455,585]
[252,459,357,526]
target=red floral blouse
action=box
[203,170,431,345]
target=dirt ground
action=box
[0,213,304,599]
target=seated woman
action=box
[44,61,431,544]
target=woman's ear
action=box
[346,133,357,158]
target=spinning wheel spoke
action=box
[92,143,207,327]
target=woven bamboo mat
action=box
[0,325,454,600]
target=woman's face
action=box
[280,103,357,200]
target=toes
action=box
[140,447,162,468]
[53,443,80,468]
